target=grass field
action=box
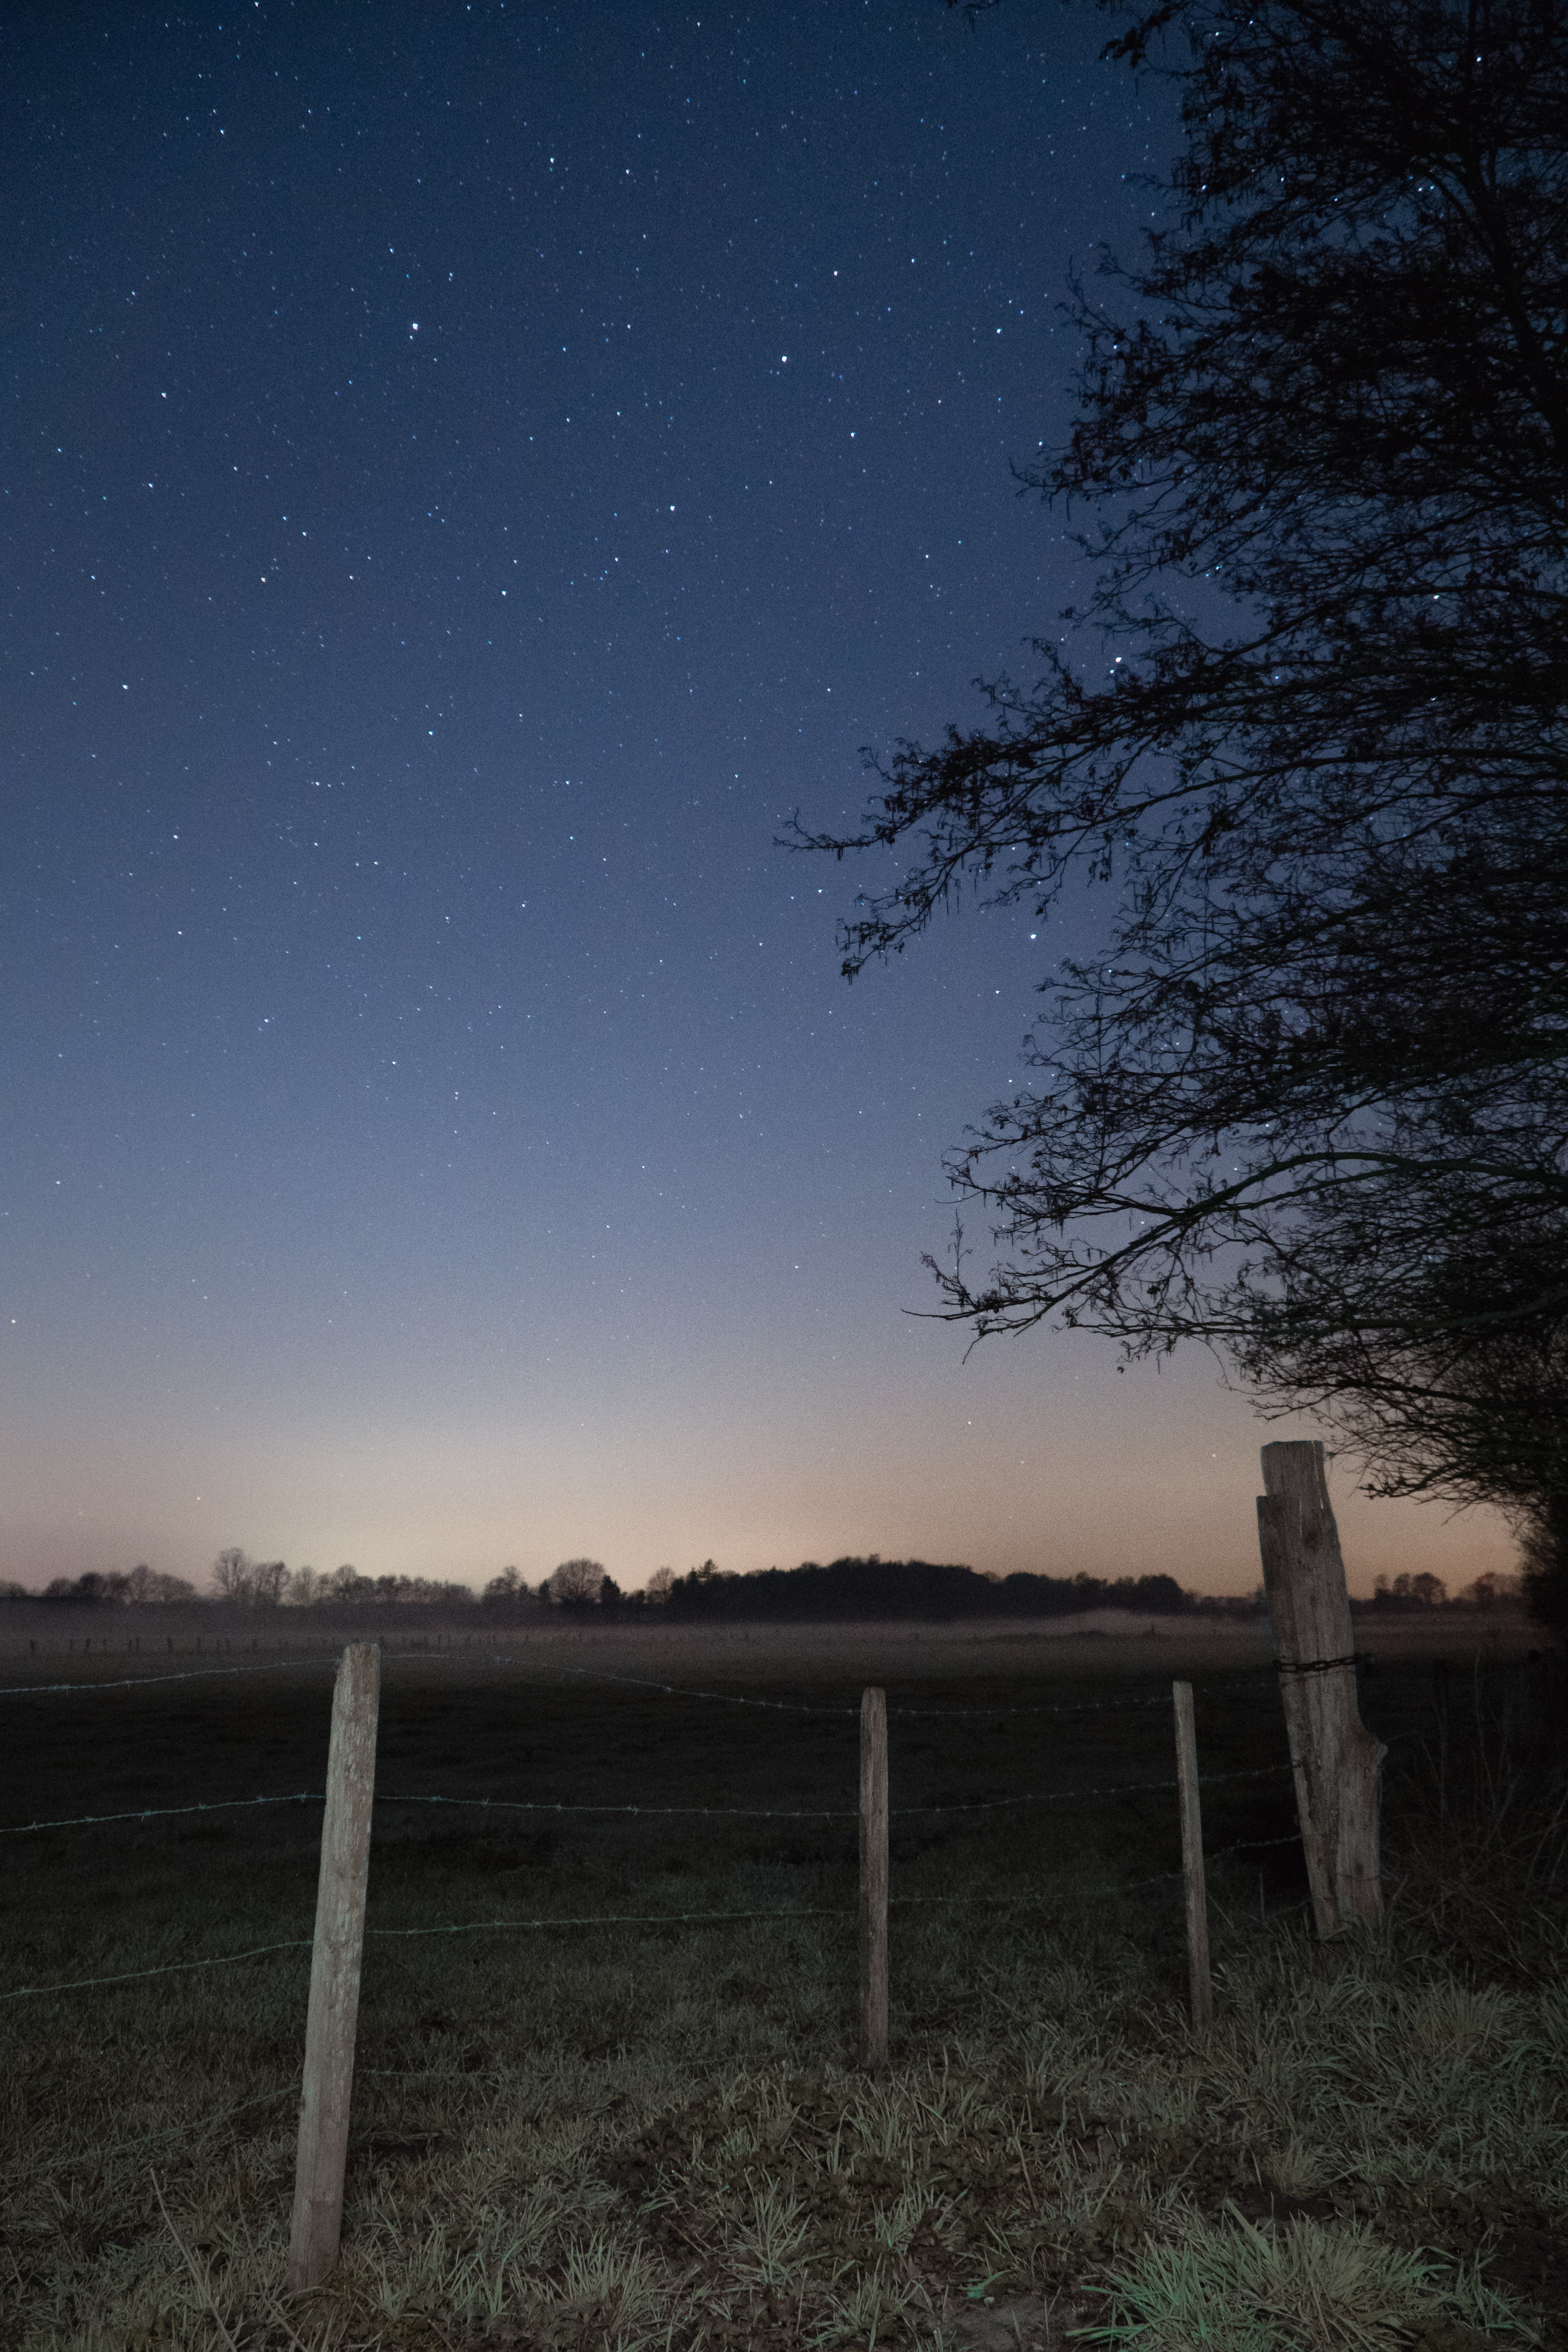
[1,1617,1563,2352]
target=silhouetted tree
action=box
[802,1,1568,1444]
[251,1559,290,1605]
[211,1547,254,1602]
[123,1564,198,1602]
[1370,1571,1449,1609]
[1226,1183,1568,1623]
[210,1550,288,1604]
[547,1557,606,1606]
[43,1572,129,1603]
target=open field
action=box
[1,1619,1564,2352]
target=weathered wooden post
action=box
[288,1642,380,2294]
[859,1685,889,2071]
[1171,1681,1213,2028]
[1256,1442,1384,1936]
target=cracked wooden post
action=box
[859,1685,889,2071]
[1172,1680,1213,2029]
[1256,1442,1385,1936]
[288,1641,380,2294]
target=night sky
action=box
[4,1,1511,1597]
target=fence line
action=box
[555,1664,860,1713]
[884,1763,1292,1816]
[2,1650,1314,2039]
[552,1661,1279,1718]
[366,1903,859,1941]
[0,1822,1315,2012]
[1,1641,1286,1713]
[0,1656,347,1698]
[377,1792,860,1820]
[379,1761,1292,1821]
[888,1692,1230,1717]
[0,1639,565,1700]
[0,1642,525,1699]
[1211,1831,1304,1858]
[0,1871,1210,2006]
[0,1759,1295,1846]
[0,1836,1310,2009]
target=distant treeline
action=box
[1353,1570,1521,1613]
[655,1557,1214,1622]
[2,1554,1231,1619]
[1,1555,1519,1619]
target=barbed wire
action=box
[554,1665,860,1713]
[552,1662,1281,1719]
[891,1695,1171,1718]
[0,1936,315,2004]
[377,1761,1290,1824]
[0,1814,1305,2006]
[11,2082,303,2179]
[2,1757,1297,1847]
[886,1679,1283,1717]
[0,1640,533,1699]
[886,1763,1292,1817]
[366,1903,857,1940]
[0,1643,1348,1730]
[1,1629,1448,1716]
[377,1792,859,1821]
[0,1792,326,1838]
[0,1656,346,1697]
[0,1904,865,2004]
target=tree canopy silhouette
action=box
[801,0,1567,1536]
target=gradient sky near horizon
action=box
[3,0,1514,1599]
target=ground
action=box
[0,1610,1560,2350]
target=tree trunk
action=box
[1256,1442,1384,1935]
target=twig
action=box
[149,2171,240,2352]
[1013,2131,1045,2221]
[260,2291,316,2352]
[661,2210,720,2265]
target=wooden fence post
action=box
[859,1686,888,2071]
[1171,1681,1213,2028]
[287,1641,381,2294]
[1256,1441,1385,1936]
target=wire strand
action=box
[0,1792,325,1838]
[2,1761,1293,1845]
[0,1656,345,1698]
[376,1792,858,1820]
[555,1665,859,1713]
[0,1938,314,2003]
[0,1832,1297,2004]
[887,1762,1291,1816]
[366,1904,857,1938]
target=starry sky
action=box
[3,0,1512,1598]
